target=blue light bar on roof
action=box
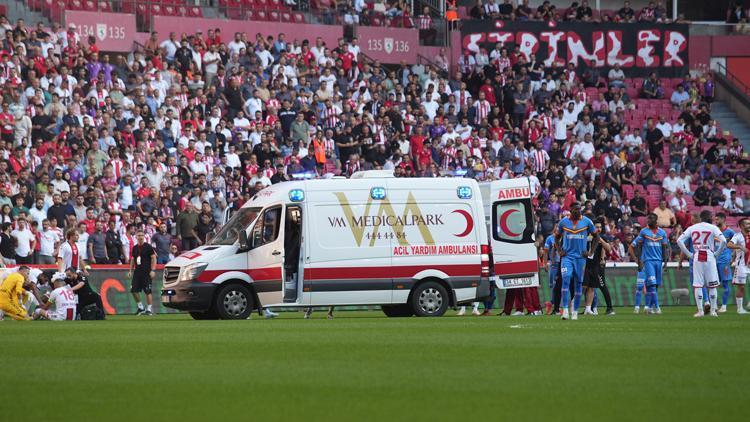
[289,189,305,202]
[457,186,473,199]
[370,187,386,200]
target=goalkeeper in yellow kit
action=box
[0,266,40,321]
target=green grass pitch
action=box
[3,307,748,421]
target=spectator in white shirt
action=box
[225,145,241,169]
[577,135,595,162]
[655,116,672,137]
[11,219,35,264]
[662,168,682,194]
[227,33,247,57]
[38,219,61,264]
[670,85,690,108]
[678,169,692,194]
[723,191,744,214]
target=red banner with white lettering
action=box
[357,26,418,64]
[65,11,137,52]
[461,20,688,77]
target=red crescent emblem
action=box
[452,210,474,238]
[500,209,521,237]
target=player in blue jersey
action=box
[629,240,650,313]
[715,213,735,313]
[555,202,597,320]
[543,231,561,314]
[633,213,670,315]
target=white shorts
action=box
[732,266,748,285]
[692,259,720,288]
[47,308,76,321]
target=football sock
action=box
[702,287,709,304]
[737,297,744,310]
[634,287,642,307]
[709,287,718,311]
[137,302,144,310]
[147,304,153,312]
[695,289,704,311]
[592,291,598,310]
[651,286,659,309]
[561,275,571,309]
[472,302,479,312]
[721,281,731,306]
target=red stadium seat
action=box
[268,10,280,21]
[188,6,202,17]
[256,10,268,20]
[281,11,292,22]
[291,12,305,23]
[121,0,135,13]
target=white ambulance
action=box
[161,171,538,319]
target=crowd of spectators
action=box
[0,8,745,268]
[467,0,686,23]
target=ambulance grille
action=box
[163,267,180,286]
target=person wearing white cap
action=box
[34,272,77,321]
[662,168,682,195]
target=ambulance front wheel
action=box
[215,284,255,320]
[381,304,414,317]
[411,281,449,317]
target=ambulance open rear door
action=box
[489,179,540,288]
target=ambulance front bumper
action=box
[161,279,215,312]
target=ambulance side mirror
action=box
[238,230,249,252]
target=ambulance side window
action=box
[492,199,534,244]
[251,207,281,248]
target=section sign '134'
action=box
[461,20,688,77]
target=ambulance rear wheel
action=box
[215,284,254,320]
[411,282,449,317]
[381,304,414,317]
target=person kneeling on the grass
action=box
[0,267,51,319]
[0,266,43,321]
[33,272,77,321]
[65,267,105,320]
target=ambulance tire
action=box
[381,304,414,317]
[411,281,449,317]
[215,284,255,320]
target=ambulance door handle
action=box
[272,250,281,256]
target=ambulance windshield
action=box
[208,207,261,246]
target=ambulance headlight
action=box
[370,187,386,200]
[457,186,473,199]
[179,263,208,282]
[289,189,305,202]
